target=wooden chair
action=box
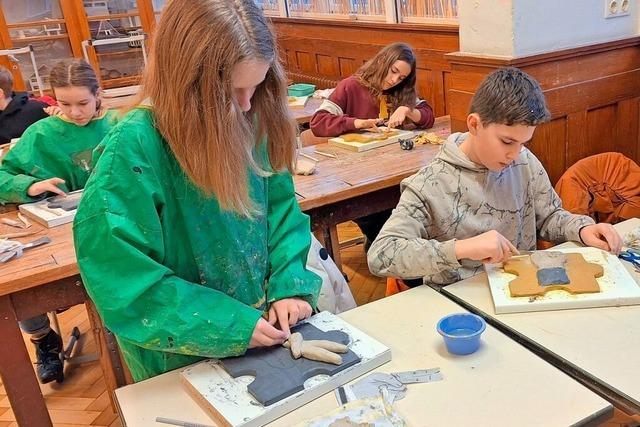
[299,129,329,147]
[555,152,640,224]
[85,299,134,410]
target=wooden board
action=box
[180,311,391,427]
[486,247,640,314]
[329,129,413,152]
[287,95,309,109]
[18,190,83,228]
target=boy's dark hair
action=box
[469,67,550,126]
[0,66,13,97]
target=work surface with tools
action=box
[442,218,640,415]
[115,285,612,427]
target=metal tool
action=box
[335,368,443,405]
[510,249,535,258]
[156,417,215,427]
[0,236,51,263]
[619,248,640,273]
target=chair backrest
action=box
[555,152,640,224]
[299,129,329,147]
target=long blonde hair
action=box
[140,0,296,215]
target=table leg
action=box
[313,225,343,270]
[0,295,53,426]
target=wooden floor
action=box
[0,222,633,426]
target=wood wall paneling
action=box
[530,117,567,185]
[273,18,460,118]
[445,38,640,182]
[295,51,316,73]
[338,57,358,77]
[316,53,338,77]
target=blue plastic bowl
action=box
[437,313,486,355]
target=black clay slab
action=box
[220,323,361,406]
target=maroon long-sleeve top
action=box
[310,76,435,137]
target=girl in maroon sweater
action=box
[310,43,434,137]
[311,43,435,250]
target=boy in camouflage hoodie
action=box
[368,67,622,286]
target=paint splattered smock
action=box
[73,107,322,381]
[0,110,118,204]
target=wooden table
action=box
[290,97,323,125]
[441,218,640,415]
[294,116,450,267]
[0,213,83,426]
[0,212,126,426]
[115,285,612,426]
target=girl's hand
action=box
[354,118,383,130]
[388,106,411,128]
[267,298,313,336]
[455,230,519,264]
[27,178,66,197]
[44,105,63,117]
[579,223,622,255]
[249,318,288,348]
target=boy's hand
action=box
[354,118,383,130]
[455,230,518,264]
[267,298,313,336]
[387,106,410,128]
[248,318,288,348]
[579,223,622,254]
[44,105,63,116]
[27,178,66,197]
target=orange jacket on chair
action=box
[555,152,640,224]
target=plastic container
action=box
[288,83,316,97]
[437,313,486,355]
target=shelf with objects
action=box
[0,1,77,95]
[0,0,157,93]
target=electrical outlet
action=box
[604,0,619,18]
[605,0,630,18]
[619,0,630,16]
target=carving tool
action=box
[156,417,214,427]
[313,149,338,158]
[1,218,25,228]
[17,212,31,228]
[0,236,51,263]
[299,152,319,162]
[510,250,535,258]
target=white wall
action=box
[459,0,639,58]
[459,0,515,58]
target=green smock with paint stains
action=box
[0,110,119,204]
[73,107,322,382]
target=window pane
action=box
[3,0,64,23]
[8,23,68,40]
[399,0,458,20]
[286,0,386,19]
[84,0,142,37]
[95,43,145,86]
[152,0,166,22]
[11,38,74,92]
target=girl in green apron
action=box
[74,0,323,381]
[0,59,117,384]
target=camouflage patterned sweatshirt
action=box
[367,132,594,286]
